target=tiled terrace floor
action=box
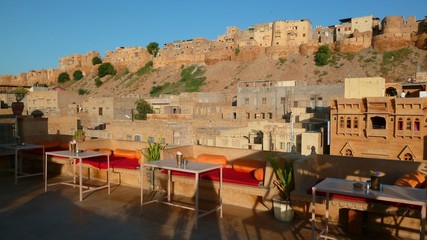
[0,172,413,240]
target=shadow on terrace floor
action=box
[0,172,411,240]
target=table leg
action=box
[167,170,171,202]
[219,167,223,218]
[311,187,316,240]
[195,172,199,229]
[421,205,425,240]
[44,152,48,192]
[73,158,76,184]
[14,149,18,184]
[326,192,330,234]
[143,164,144,215]
[107,155,110,194]
[79,157,82,201]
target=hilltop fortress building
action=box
[0,15,425,86]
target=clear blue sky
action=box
[0,0,425,76]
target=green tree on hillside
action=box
[314,45,332,66]
[134,99,154,120]
[147,42,159,57]
[73,70,84,80]
[77,88,90,95]
[97,62,116,78]
[94,78,103,88]
[58,72,70,83]
[92,56,102,65]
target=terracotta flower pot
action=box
[11,102,24,116]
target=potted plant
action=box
[141,138,165,191]
[268,155,295,222]
[73,129,86,142]
[12,86,29,116]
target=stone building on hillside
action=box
[26,90,82,117]
[373,16,422,51]
[155,38,211,67]
[313,25,335,45]
[235,80,343,121]
[59,51,100,72]
[80,96,142,128]
[104,47,152,72]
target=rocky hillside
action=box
[65,46,427,99]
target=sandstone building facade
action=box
[330,96,427,161]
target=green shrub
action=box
[92,56,102,65]
[77,88,90,95]
[279,57,286,64]
[136,61,153,76]
[147,42,159,57]
[314,45,331,66]
[58,72,70,83]
[149,65,205,97]
[97,62,116,78]
[73,70,83,80]
[234,48,240,56]
[95,78,103,87]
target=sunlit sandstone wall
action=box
[104,46,152,72]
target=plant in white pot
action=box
[141,138,165,191]
[269,155,294,222]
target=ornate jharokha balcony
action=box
[0,172,410,240]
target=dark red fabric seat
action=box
[162,168,260,186]
[75,156,140,170]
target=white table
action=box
[0,143,44,184]
[141,159,223,229]
[311,178,427,240]
[44,150,110,201]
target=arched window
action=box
[339,117,344,128]
[406,118,412,130]
[397,118,403,130]
[404,153,413,161]
[414,118,420,131]
[353,117,358,129]
[346,117,351,128]
[344,149,353,156]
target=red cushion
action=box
[78,156,140,170]
[162,168,260,186]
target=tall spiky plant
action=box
[268,155,293,201]
[142,138,165,162]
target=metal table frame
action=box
[311,178,426,240]
[141,159,223,229]
[44,150,110,201]
[0,143,44,184]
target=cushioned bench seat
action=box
[78,156,139,170]
[162,168,260,186]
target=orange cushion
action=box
[40,141,61,149]
[114,149,141,160]
[253,168,264,181]
[232,159,266,173]
[97,148,113,156]
[395,171,426,188]
[197,154,227,167]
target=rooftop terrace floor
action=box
[0,172,411,240]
